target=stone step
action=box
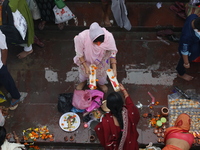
[34,2,186,31]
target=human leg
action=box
[17,44,33,59]
[38,21,46,30]
[97,75,108,93]
[101,1,112,27]
[76,73,88,90]
[34,35,44,48]
[176,57,193,81]
[0,66,20,108]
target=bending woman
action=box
[73,22,118,93]
[163,113,194,150]
[94,83,140,150]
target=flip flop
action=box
[10,99,20,107]
[9,99,20,110]
[175,1,185,11]
[9,104,18,110]
[169,5,182,14]
[38,21,46,30]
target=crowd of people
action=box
[0,0,200,149]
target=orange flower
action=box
[107,69,111,72]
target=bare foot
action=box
[177,74,194,81]
[76,81,87,90]
[104,16,111,27]
[17,50,33,59]
[98,84,108,93]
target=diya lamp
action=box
[157,132,161,137]
[158,128,162,133]
[161,107,169,116]
[90,135,96,142]
[153,128,158,134]
[69,136,74,141]
[197,139,200,145]
[161,132,165,138]
[64,136,68,141]
[162,124,166,129]
[157,137,164,143]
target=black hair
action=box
[106,92,124,130]
[0,126,6,146]
[93,35,105,43]
[194,17,200,30]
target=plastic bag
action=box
[189,0,200,6]
[12,10,27,40]
[53,5,75,24]
[57,93,73,113]
[26,0,41,20]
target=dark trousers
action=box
[176,57,186,76]
[0,65,20,99]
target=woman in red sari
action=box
[163,113,194,150]
[94,83,140,150]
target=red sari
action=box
[94,96,140,150]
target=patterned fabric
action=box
[35,0,55,22]
[9,0,34,46]
[94,96,140,150]
[185,3,200,17]
[163,113,194,148]
[73,27,118,84]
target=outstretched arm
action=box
[110,57,117,77]
[119,83,129,99]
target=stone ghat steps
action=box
[34,2,187,31]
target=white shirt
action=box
[0,30,8,69]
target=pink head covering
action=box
[89,22,104,42]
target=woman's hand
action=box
[119,83,125,91]
[84,65,90,75]
[119,83,129,98]
[113,68,117,77]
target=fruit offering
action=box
[23,126,54,142]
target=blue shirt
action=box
[178,14,200,60]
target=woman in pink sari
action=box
[73,22,118,93]
[94,83,140,150]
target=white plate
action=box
[59,112,80,132]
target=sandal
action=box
[157,29,174,37]
[175,1,185,11]
[38,21,46,30]
[167,34,180,42]
[9,99,20,110]
[169,5,182,14]
[34,36,45,48]
[177,12,187,19]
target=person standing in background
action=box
[9,0,35,59]
[0,30,21,110]
[95,83,140,149]
[176,14,200,81]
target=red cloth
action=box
[94,96,140,150]
[192,56,200,62]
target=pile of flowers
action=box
[23,126,54,143]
